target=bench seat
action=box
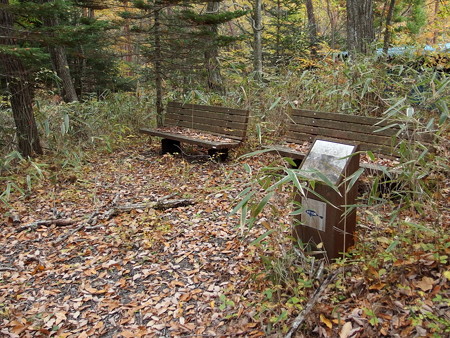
[140,102,250,160]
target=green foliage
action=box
[1,0,120,98]
[405,0,427,36]
[181,9,249,25]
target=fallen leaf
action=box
[320,314,333,329]
[339,321,352,338]
[414,276,434,291]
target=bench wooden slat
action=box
[284,133,393,158]
[290,109,398,128]
[263,145,306,160]
[287,126,395,147]
[168,102,249,116]
[288,115,399,137]
[164,118,245,139]
[140,128,240,149]
[166,107,249,124]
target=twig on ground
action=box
[54,224,85,245]
[54,212,98,245]
[16,219,74,232]
[285,267,345,338]
[104,198,194,220]
[0,265,16,272]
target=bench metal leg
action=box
[208,148,229,162]
[161,139,181,155]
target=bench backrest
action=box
[165,102,250,141]
[286,109,434,156]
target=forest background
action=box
[0,0,449,336]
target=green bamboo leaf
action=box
[287,170,305,197]
[266,174,291,192]
[251,191,275,218]
[230,190,255,215]
[250,229,276,246]
[238,148,274,160]
[269,97,281,110]
[366,150,375,161]
[243,163,252,175]
[342,168,364,193]
[386,240,399,253]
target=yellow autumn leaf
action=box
[320,314,333,329]
[443,271,450,280]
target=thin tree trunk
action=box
[41,0,78,102]
[432,0,439,44]
[154,3,163,127]
[204,1,224,93]
[382,0,396,56]
[275,0,281,65]
[0,0,43,157]
[325,0,337,49]
[252,0,263,80]
[305,0,318,56]
[346,0,374,55]
[51,45,79,102]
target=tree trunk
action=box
[382,0,396,56]
[275,0,281,65]
[305,0,318,56]
[41,0,78,102]
[252,0,263,80]
[432,0,439,44]
[0,0,43,157]
[51,45,79,102]
[325,0,337,49]
[204,1,224,93]
[154,3,164,127]
[346,0,374,55]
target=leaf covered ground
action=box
[1,138,449,337]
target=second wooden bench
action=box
[265,108,435,173]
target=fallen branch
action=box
[16,219,75,232]
[285,267,345,338]
[54,224,85,245]
[54,212,98,245]
[104,198,194,220]
[0,265,16,272]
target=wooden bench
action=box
[265,108,435,173]
[140,102,250,161]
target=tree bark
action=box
[204,1,224,93]
[50,45,79,102]
[0,0,43,157]
[154,2,164,127]
[40,0,78,102]
[252,0,263,80]
[346,0,375,55]
[382,0,396,56]
[305,0,318,56]
[432,0,439,44]
[325,0,337,49]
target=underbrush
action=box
[232,111,448,335]
[0,91,155,208]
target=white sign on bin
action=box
[301,197,326,232]
[300,140,356,185]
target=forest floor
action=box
[1,137,449,337]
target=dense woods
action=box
[0,0,449,336]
